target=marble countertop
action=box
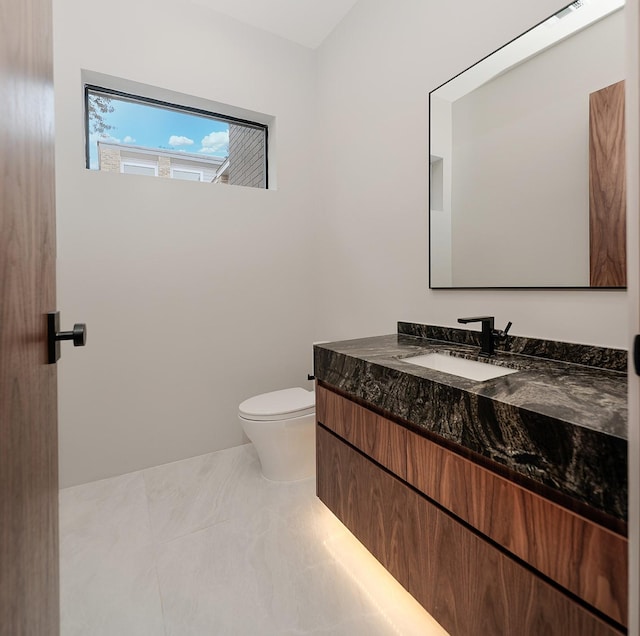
[314,324,628,522]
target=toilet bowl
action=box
[238,387,316,481]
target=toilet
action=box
[238,387,316,481]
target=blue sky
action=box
[87,93,229,169]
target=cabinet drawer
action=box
[317,383,627,627]
[317,425,622,636]
[316,384,406,479]
[406,428,628,626]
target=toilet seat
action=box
[238,387,315,422]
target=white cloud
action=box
[200,130,229,155]
[169,135,194,146]
[123,136,136,144]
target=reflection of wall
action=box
[430,95,452,286]
[450,10,624,287]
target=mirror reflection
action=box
[429,0,626,289]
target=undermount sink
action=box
[403,352,518,382]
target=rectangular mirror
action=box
[429,0,626,289]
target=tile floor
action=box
[59,443,448,635]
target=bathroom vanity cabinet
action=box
[316,384,627,635]
[314,324,628,634]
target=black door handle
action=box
[47,312,87,364]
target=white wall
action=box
[315,0,627,348]
[53,0,318,486]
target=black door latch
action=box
[47,311,87,364]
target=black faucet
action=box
[457,316,512,357]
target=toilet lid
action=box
[239,387,315,421]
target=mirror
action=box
[429,0,626,289]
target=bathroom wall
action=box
[53,0,318,486]
[314,0,628,348]
[54,0,631,487]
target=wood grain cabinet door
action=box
[590,79,626,287]
[0,0,59,633]
[405,427,628,626]
[316,384,407,478]
[317,426,623,636]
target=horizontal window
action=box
[85,85,268,189]
[122,162,157,177]
[171,168,203,182]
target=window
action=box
[122,162,158,177]
[171,168,203,182]
[85,85,268,188]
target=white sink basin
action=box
[403,352,518,382]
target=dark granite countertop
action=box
[314,323,628,522]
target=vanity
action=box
[314,322,627,635]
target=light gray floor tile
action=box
[143,443,315,543]
[59,472,165,636]
[60,443,448,636]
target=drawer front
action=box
[406,428,628,626]
[316,425,622,636]
[316,384,406,479]
[317,384,627,627]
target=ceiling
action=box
[190,0,359,49]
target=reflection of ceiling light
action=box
[433,0,623,102]
[544,0,609,29]
[557,1,586,19]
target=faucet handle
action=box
[494,321,512,339]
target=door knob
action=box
[47,311,87,364]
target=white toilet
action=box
[238,387,316,481]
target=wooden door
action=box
[0,0,59,634]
